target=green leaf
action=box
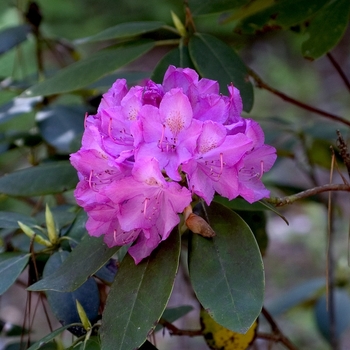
[214,197,289,225]
[233,0,329,34]
[24,42,154,97]
[188,201,264,333]
[77,337,101,350]
[234,210,268,255]
[27,323,82,350]
[0,97,42,125]
[36,105,85,153]
[0,253,30,295]
[155,305,193,332]
[266,278,325,316]
[43,251,99,337]
[0,211,36,228]
[138,341,159,350]
[314,289,350,343]
[188,0,249,15]
[0,161,78,196]
[151,46,194,83]
[302,0,350,59]
[100,229,181,350]
[76,21,165,43]
[189,33,253,112]
[0,25,31,55]
[28,235,120,292]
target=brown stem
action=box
[327,53,350,93]
[262,307,299,350]
[267,183,350,207]
[248,68,350,128]
[158,319,202,337]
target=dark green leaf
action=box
[314,289,350,343]
[36,105,85,153]
[64,209,88,242]
[302,0,350,59]
[43,251,99,335]
[155,305,193,332]
[0,253,30,295]
[188,0,249,15]
[0,211,36,228]
[24,42,154,97]
[100,229,181,350]
[27,324,82,350]
[233,0,329,34]
[76,21,165,43]
[28,236,120,292]
[0,161,78,196]
[266,278,325,316]
[138,340,159,350]
[189,33,253,112]
[151,46,194,83]
[0,25,31,55]
[0,319,28,336]
[215,197,289,225]
[78,337,100,350]
[0,97,42,124]
[235,210,268,255]
[188,201,264,333]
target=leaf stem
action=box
[267,183,350,207]
[327,53,350,93]
[154,39,181,47]
[248,68,350,127]
[158,319,202,336]
[261,307,299,350]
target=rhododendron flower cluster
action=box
[70,65,276,264]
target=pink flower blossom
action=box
[70,65,276,263]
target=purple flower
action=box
[70,65,276,263]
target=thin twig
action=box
[267,183,350,207]
[261,308,299,350]
[327,53,350,93]
[248,68,350,127]
[158,319,202,337]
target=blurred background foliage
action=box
[0,0,350,349]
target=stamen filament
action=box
[258,160,264,180]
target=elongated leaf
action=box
[43,251,99,336]
[188,0,249,15]
[314,289,350,343]
[24,42,154,97]
[302,0,350,59]
[214,197,289,224]
[0,97,42,124]
[155,305,193,332]
[0,161,77,196]
[0,253,30,295]
[0,211,36,228]
[76,21,165,43]
[266,278,325,316]
[151,46,194,83]
[0,25,31,55]
[100,229,181,350]
[28,235,120,292]
[233,0,329,34]
[36,105,85,153]
[27,324,82,350]
[188,201,264,333]
[189,33,253,112]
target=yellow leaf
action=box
[200,309,258,350]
